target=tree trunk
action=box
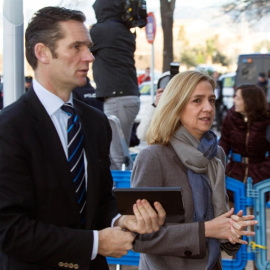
[160,0,176,72]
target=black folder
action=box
[113,187,184,218]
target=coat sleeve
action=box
[131,147,206,258]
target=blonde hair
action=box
[147,70,215,145]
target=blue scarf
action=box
[170,126,223,270]
[187,131,220,270]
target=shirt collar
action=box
[33,79,73,116]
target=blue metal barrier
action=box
[252,178,270,269]
[111,170,132,188]
[108,171,270,269]
[107,170,140,266]
[107,250,140,266]
[222,177,251,270]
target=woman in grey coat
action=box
[132,70,258,270]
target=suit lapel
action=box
[26,89,80,216]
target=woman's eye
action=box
[210,98,216,103]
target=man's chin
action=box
[76,78,87,87]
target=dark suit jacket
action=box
[0,88,118,270]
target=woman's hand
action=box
[228,209,258,245]
[205,208,258,245]
[205,208,234,240]
[116,199,166,234]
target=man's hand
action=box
[98,227,135,258]
[116,199,166,234]
[154,88,164,107]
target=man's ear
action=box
[34,43,51,64]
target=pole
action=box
[150,42,155,103]
[3,0,24,107]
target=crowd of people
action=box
[0,6,165,270]
[0,2,270,270]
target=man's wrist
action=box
[115,215,127,229]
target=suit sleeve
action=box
[131,148,206,258]
[0,114,93,269]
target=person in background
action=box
[73,76,103,111]
[267,70,270,103]
[212,71,223,131]
[219,84,270,198]
[90,0,140,170]
[25,76,33,91]
[136,88,164,141]
[138,67,151,86]
[0,75,3,109]
[131,70,257,270]
[257,72,268,95]
[212,71,221,99]
[0,6,166,270]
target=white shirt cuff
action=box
[91,230,98,260]
[111,213,121,227]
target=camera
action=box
[157,62,180,89]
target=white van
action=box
[235,53,270,87]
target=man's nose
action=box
[83,48,95,63]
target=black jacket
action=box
[0,88,117,269]
[90,0,139,99]
[73,78,104,111]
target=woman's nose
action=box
[203,101,214,111]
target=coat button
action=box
[69,263,74,268]
[74,264,79,269]
[58,262,64,267]
[184,250,192,257]
[64,262,69,267]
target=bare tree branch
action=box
[222,0,270,20]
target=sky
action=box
[0,0,227,47]
[1,0,227,26]
[0,0,227,74]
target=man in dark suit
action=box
[0,7,165,270]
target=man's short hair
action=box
[25,76,33,83]
[25,6,86,70]
[258,72,266,78]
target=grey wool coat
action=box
[132,144,240,270]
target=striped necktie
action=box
[61,103,86,222]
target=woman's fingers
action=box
[134,199,160,233]
[153,201,166,226]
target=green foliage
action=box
[180,50,197,68]
[213,51,230,66]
